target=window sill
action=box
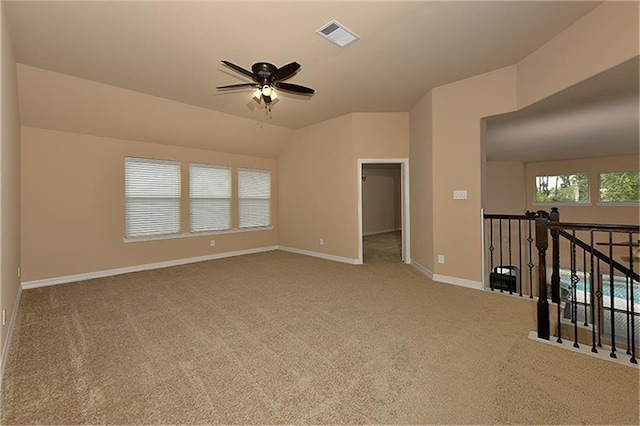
[532,202,592,207]
[596,202,640,207]
[123,226,274,243]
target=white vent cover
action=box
[316,20,359,47]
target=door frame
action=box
[357,158,410,265]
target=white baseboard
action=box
[278,246,360,265]
[21,246,279,290]
[363,228,401,236]
[410,258,483,290]
[432,273,483,290]
[410,259,433,279]
[527,330,639,369]
[0,284,23,390]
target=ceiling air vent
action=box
[316,20,359,48]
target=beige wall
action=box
[0,3,22,368]
[278,114,355,259]
[486,161,526,214]
[409,91,434,271]
[431,66,518,283]
[362,165,401,234]
[526,155,639,226]
[278,112,409,261]
[352,113,410,159]
[517,1,639,108]
[21,127,278,282]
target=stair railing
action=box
[536,207,639,365]
[484,208,639,364]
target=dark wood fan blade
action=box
[216,83,258,90]
[221,60,256,80]
[275,82,315,95]
[273,62,301,82]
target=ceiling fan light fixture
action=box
[261,85,272,97]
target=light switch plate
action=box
[453,190,467,200]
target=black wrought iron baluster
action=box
[508,220,513,295]
[571,230,579,347]
[489,219,495,291]
[590,230,597,353]
[625,274,631,356]
[548,214,561,344]
[628,232,637,364]
[527,220,534,298]
[499,219,504,293]
[518,219,523,297]
[596,259,602,348]
[583,244,588,327]
[608,231,617,358]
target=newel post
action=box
[536,211,550,340]
[549,207,560,303]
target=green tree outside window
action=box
[535,174,589,203]
[599,171,640,203]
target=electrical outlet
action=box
[2,309,6,326]
[210,240,216,247]
[438,255,445,264]
[17,266,20,278]
[319,239,324,246]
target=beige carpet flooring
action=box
[2,250,639,424]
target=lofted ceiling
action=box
[5,0,602,132]
[7,1,636,163]
[485,57,639,162]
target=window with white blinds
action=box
[190,163,231,232]
[238,168,271,228]
[125,157,181,238]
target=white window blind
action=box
[238,168,271,228]
[125,157,181,238]
[190,163,231,232]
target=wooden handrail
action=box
[557,229,639,282]
[548,222,640,233]
[484,213,537,221]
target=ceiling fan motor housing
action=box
[252,62,277,86]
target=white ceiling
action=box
[5,0,602,131]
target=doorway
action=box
[357,159,410,265]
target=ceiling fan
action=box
[216,60,315,107]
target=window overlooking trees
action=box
[599,171,640,204]
[535,173,590,204]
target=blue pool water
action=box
[558,270,640,305]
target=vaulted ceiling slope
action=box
[5,1,601,130]
[485,57,639,162]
